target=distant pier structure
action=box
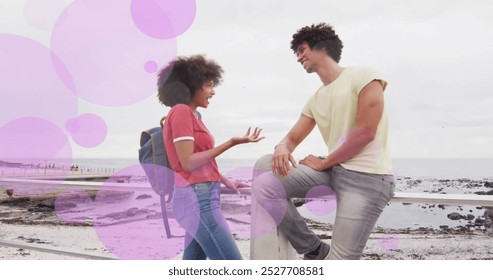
[0,161,130,183]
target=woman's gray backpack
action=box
[138,113,200,238]
[138,125,174,199]
[138,118,174,238]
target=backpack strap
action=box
[140,127,161,148]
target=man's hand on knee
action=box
[272,144,297,176]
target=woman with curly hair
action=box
[157,54,264,260]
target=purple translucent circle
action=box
[51,0,177,106]
[144,60,158,73]
[23,0,68,30]
[55,188,94,224]
[185,154,217,179]
[0,184,58,198]
[250,172,288,239]
[130,0,196,39]
[210,184,239,241]
[170,184,200,253]
[379,234,399,252]
[215,167,254,239]
[223,166,255,184]
[305,185,337,216]
[0,34,77,128]
[262,201,274,211]
[65,119,80,133]
[0,118,72,163]
[0,118,72,196]
[94,164,188,259]
[66,114,108,148]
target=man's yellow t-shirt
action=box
[301,67,393,175]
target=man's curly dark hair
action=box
[290,23,344,63]
[157,54,224,107]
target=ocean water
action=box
[390,158,493,180]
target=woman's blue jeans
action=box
[172,181,242,260]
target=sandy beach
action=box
[1,220,493,260]
[1,176,493,260]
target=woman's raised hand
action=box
[231,127,265,145]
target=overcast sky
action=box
[1,0,492,162]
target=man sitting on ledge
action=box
[252,22,395,260]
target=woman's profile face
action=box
[191,80,215,109]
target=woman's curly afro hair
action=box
[157,54,224,107]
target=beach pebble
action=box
[447,212,462,220]
[38,199,55,209]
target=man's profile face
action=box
[296,42,323,73]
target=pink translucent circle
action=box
[222,166,255,184]
[0,34,77,128]
[94,164,186,259]
[0,118,72,196]
[183,154,217,180]
[130,0,196,39]
[66,114,108,148]
[250,172,288,239]
[379,234,399,251]
[55,188,94,224]
[0,118,72,164]
[305,185,337,216]
[23,0,68,30]
[216,167,254,239]
[51,0,177,106]
[0,184,59,198]
[144,60,158,73]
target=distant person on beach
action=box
[252,23,395,260]
[157,54,264,260]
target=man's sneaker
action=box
[303,242,330,260]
